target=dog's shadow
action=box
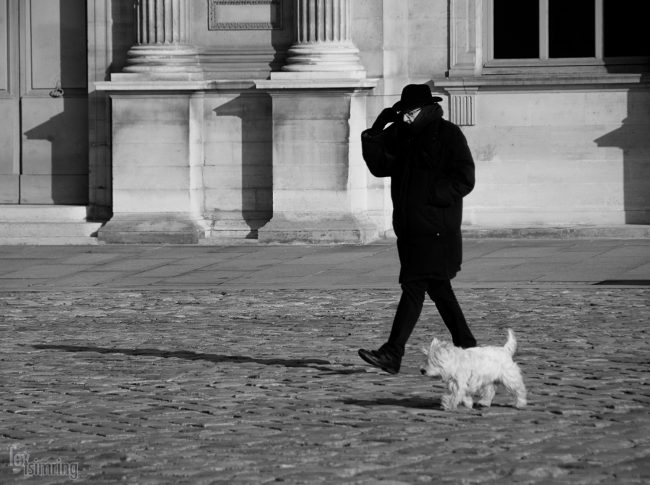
[342,396,442,410]
[342,396,517,411]
[30,344,366,375]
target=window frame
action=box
[482,0,650,74]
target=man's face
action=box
[402,107,422,124]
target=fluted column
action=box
[278,0,366,78]
[123,0,201,76]
[256,0,376,243]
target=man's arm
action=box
[430,125,475,206]
[361,108,401,178]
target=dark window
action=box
[548,0,595,58]
[490,0,649,64]
[604,0,650,57]
[493,0,539,59]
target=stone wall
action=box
[91,0,649,244]
[353,0,650,230]
[462,88,650,226]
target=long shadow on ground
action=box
[30,344,365,374]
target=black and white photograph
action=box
[1,0,649,483]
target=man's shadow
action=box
[31,344,365,375]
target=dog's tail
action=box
[504,329,517,356]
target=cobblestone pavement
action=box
[1,286,649,484]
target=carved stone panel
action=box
[450,0,482,76]
[208,0,283,30]
[0,0,9,93]
[448,90,477,126]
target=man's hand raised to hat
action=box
[371,107,401,132]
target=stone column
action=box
[276,0,365,79]
[255,0,378,243]
[121,0,201,78]
[97,0,205,242]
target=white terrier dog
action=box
[420,329,527,410]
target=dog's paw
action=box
[462,397,474,409]
[514,398,527,409]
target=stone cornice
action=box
[434,73,650,90]
[255,78,378,91]
[95,78,378,93]
[95,80,256,92]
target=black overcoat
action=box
[361,105,475,282]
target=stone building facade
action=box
[1,0,648,243]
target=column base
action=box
[110,72,205,82]
[121,44,203,80]
[258,214,379,244]
[205,210,272,241]
[271,70,366,80]
[280,42,366,79]
[97,213,205,244]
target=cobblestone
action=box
[1,286,649,484]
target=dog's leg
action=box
[441,394,455,410]
[462,394,474,409]
[513,385,527,408]
[477,384,496,408]
[441,380,461,410]
[502,365,527,408]
[448,380,466,410]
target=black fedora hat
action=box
[393,84,443,112]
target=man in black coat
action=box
[358,84,477,375]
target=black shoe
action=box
[358,348,401,374]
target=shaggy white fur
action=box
[420,329,527,410]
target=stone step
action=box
[0,205,89,222]
[0,222,103,237]
[461,225,650,239]
[0,236,101,245]
[0,205,103,244]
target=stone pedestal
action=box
[255,80,378,243]
[254,0,378,243]
[94,85,207,243]
[97,213,204,244]
[96,0,206,243]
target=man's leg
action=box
[380,280,428,358]
[426,279,476,348]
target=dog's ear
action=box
[432,338,440,346]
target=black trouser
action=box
[380,279,476,358]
